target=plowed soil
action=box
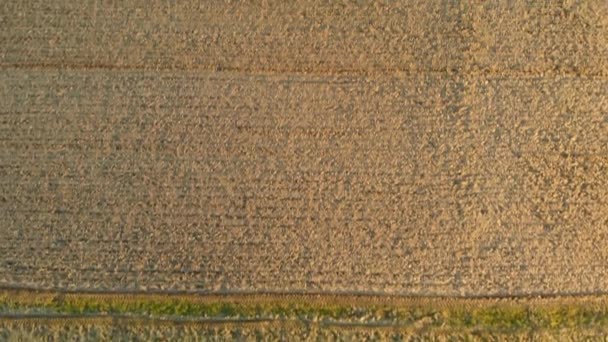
[1,1,608,298]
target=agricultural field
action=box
[1,0,608,339]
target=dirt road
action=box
[1,1,607,297]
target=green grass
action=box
[1,290,608,333]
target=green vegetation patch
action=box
[2,290,608,333]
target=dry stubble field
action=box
[1,0,608,339]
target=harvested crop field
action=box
[1,0,608,338]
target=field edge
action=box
[2,287,608,334]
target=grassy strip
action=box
[1,289,608,332]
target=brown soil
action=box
[1,1,608,297]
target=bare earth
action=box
[1,1,608,298]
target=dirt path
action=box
[1,1,608,297]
